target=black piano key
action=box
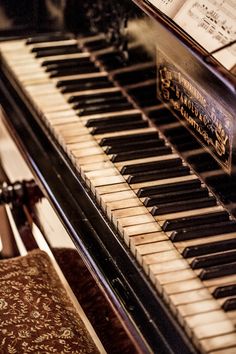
[26,33,74,45]
[171,220,236,242]
[85,39,110,51]
[163,125,186,138]
[91,120,148,135]
[49,65,100,77]
[144,188,209,207]
[128,165,190,184]
[128,84,161,107]
[99,131,159,147]
[174,140,202,152]
[187,153,219,173]
[169,133,194,145]
[98,52,126,70]
[106,139,165,154]
[200,262,236,280]
[213,284,236,299]
[151,196,216,216]
[98,47,151,70]
[121,158,182,175]
[163,211,229,232]
[128,46,152,65]
[60,81,114,94]
[86,113,142,127]
[222,298,236,312]
[56,76,109,88]
[32,43,78,52]
[79,102,133,116]
[34,46,81,58]
[42,56,92,67]
[45,59,96,71]
[191,250,236,269]
[112,146,172,163]
[68,91,123,104]
[183,237,236,259]
[114,67,156,85]
[148,108,176,125]
[73,96,128,110]
[137,179,201,198]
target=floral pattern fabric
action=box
[0,249,99,354]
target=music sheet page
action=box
[147,1,236,70]
[173,0,236,70]
[147,0,186,18]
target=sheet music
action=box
[174,0,236,53]
[148,0,186,18]
[213,43,236,70]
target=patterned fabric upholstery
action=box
[0,249,100,353]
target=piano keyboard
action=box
[0,34,236,354]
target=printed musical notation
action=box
[148,0,236,70]
[173,0,236,70]
[147,0,186,18]
[213,43,236,70]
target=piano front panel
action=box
[0,1,236,353]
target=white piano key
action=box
[107,199,143,220]
[0,39,26,51]
[27,38,78,48]
[149,259,189,276]
[170,289,212,307]
[113,205,149,224]
[200,333,236,353]
[85,167,120,179]
[46,109,78,119]
[211,347,236,354]
[156,269,195,285]
[47,115,79,126]
[71,146,105,158]
[194,320,235,340]
[131,174,198,191]
[204,275,236,291]
[123,223,162,242]
[89,175,126,196]
[129,232,168,255]
[185,311,228,330]
[141,249,181,273]
[178,299,220,318]
[95,183,130,196]
[41,104,73,114]
[25,84,60,95]
[117,213,155,232]
[80,161,114,174]
[101,190,137,204]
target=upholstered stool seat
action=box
[0,249,100,353]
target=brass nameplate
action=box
[157,51,233,173]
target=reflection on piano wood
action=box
[0,0,236,353]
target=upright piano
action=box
[0,1,235,353]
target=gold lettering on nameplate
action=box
[158,60,232,173]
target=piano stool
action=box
[0,249,101,353]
